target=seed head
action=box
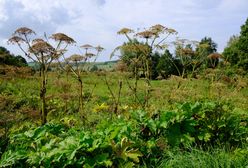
[14,27,35,36]
[50,33,75,44]
[85,52,96,58]
[80,44,93,49]
[30,41,55,54]
[117,28,134,35]
[150,24,166,34]
[166,28,177,34]
[95,45,104,52]
[122,43,150,54]
[136,30,156,39]
[198,43,210,49]
[154,44,168,50]
[207,53,222,59]
[181,48,195,56]
[7,36,25,44]
[32,38,45,44]
[68,54,85,62]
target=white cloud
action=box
[0,0,247,61]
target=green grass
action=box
[1,71,248,122]
[0,71,248,167]
[159,148,248,168]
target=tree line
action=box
[117,18,248,79]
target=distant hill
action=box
[28,60,119,71]
[91,60,118,71]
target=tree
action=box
[8,27,75,124]
[237,18,248,54]
[15,55,28,66]
[119,39,146,76]
[156,49,181,78]
[194,37,219,70]
[196,37,217,56]
[150,52,160,79]
[0,46,28,67]
[0,46,10,55]
[223,18,248,70]
[174,39,197,77]
[236,18,248,70]
[223,35,240,65]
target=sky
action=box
[0,0,247,61]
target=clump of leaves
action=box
[0,101,247,167]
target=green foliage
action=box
[159,148,248,168]
[0,71,248,167]
[194,37,218,70]
[223,17,248,71]
[156,50,181,78]
[0,100,247,167]
[223,35,240,65]
[238,18,248,55]
[196,37,217,57]
[0,46,28,67]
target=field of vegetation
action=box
[0,19,248,167]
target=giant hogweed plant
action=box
[174,38,199,77]
[8,27,75,124]
[173,38,222,78]
[57,44,104,114]
[112,25,177,107]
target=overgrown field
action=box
[0,71,248,167]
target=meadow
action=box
[0,20,248,167]
[0,69,247,167]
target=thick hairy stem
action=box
[78,77,84,112]
[4,121,8,140]
[167,56,181,77]
[191,65,196,78]
[125,77,142,106]
[40,64,47,125]
[104,76,121,115]
[134,65,138,102]
[144,58,151,108]
[86,84,96,103]
[144,78,151,108]
[182,67,186,78]
[115,80,123,114]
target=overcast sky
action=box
[0,0,247,61]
